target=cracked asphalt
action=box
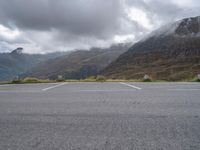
[0,82,200,150]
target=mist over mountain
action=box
[1,16,199,81]
[0,48,68,81]
[25,43,131,80]
[103,16,200,81]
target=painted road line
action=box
[119,82,142,90]
[42,82,66,91]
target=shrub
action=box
[11,80,21,84]
[23,77,41,83]
[87,76,96,80]
[192,75,200,82]
[143,78,152,82]
[85,76,96,82]
[96,75,106,82]
[56,78,65,82]
[11,76,21,84]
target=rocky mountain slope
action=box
[103,16,200,81]
[26,43,131,80]
[0,48,67,81]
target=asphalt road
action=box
[0,82,200,150]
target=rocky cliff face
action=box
[103,16,200,81]
[0,49,68,81]
[175,16,200,36]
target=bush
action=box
[143,78,152,82]
[11,76,21,84]
[11,80,21,84]
[23,77,41,83]
[56,78,65,82]
[87,76,96,80]
[10,77,51,84]
[84,76,96,82]
[96,75,106,82]
[191,75,200,82]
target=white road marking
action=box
[42,82,66,91]
[119,82,142,90]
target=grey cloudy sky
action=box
[0,0,199,53]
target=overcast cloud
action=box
[0,0,199,53]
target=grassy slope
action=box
[27,44,131,80]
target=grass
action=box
[83,75,106,82]
[1,76,200,85]
[10,77,54,84]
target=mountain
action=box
[26,43,131,80]
[0,48,68,81]
[103,16,200,81]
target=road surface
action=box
[0,82,200,150]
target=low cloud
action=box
[0,0,199,53]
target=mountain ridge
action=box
[0,49,69,81]
[103,16,200,81]
[25,43,131,80]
